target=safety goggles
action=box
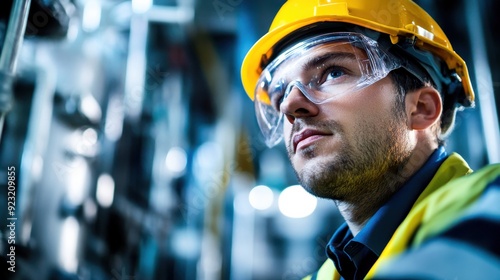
[254,32,402,147]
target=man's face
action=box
[281,74,413,202]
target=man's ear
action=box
[405,86,442,130]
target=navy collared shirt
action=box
[326,147,448,280]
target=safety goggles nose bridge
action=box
[283,80,320,106]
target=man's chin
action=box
[292,149,338,172]
[295,157,355,200]
[291,156,320,177]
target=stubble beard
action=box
[289,107,412,205]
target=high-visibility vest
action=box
[304,153,500,280]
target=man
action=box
[240,0,500,279]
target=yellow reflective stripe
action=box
[412,153,473,206]
[303,259,339,280]
[412,161,500,247]
[365,155,500,279]
[366,153,473,278]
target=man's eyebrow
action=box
[301,52,357,71]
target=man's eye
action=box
[325,67,346,81]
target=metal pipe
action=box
[0,0,31,74]
[0,0,32,141]
[465,0,500,163]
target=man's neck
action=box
[334,177,400,236]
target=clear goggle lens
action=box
[254,32,401,147]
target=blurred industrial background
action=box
[0,0,498,279]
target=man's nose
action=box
[279,84,320,124]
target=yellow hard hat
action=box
[240,0,474,106]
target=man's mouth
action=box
[292,129,331,152]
